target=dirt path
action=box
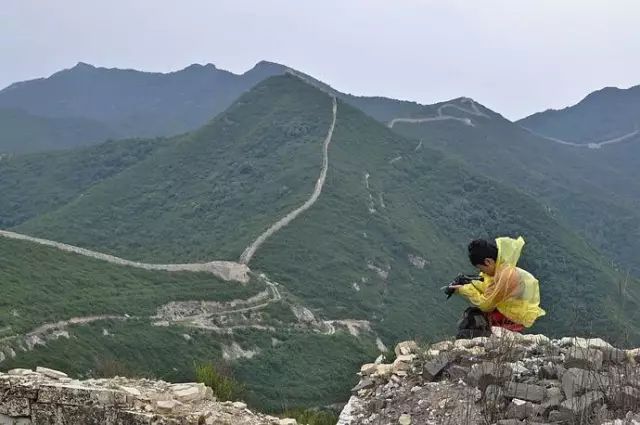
[388,98,488,128]
[239,96,338,264]
[0,230,249,282]
[522,128,640,149]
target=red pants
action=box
[488,311,524,332]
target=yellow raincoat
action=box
[457,236,545,327]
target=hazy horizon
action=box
[2,0,639,120]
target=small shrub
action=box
[194,362,244,401]
[93,357,137,378]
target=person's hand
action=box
[443,284,463,298]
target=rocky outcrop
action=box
[339,328,640,424]
[0,367,297,425]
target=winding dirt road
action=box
[388,98,487,128]
[239,96,338,264]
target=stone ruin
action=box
[338,328,640,425]
[4,329,640,425]
[0,367,298,425]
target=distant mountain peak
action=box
[243,60,288,76]
[73,62,96,70]
[581,84,640,103]
[518,83,640,143]
[182,63,218,72]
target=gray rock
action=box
[351,378,375,393]
[547,409,563,422]
[484,384,506,411]
[561,367,609,398]
[398,413,411,425]
[171,383,207,403]
[496,420,523,425]
[445,364,469,382]
[394,341,419,357]
[558,390,604,421]
[0,397,30,417]
[156,399,180,413]
[430,340,453,351]
[538,363,562,380]
[0,414,31,424]
[537,379,561,388]
[485,384,504,400]
[35,367,68,380]
[370,399,385,412]
[613,386,640,411]
[465,362,512,390]
[0,370,281,425]
[503,382,545,403]
[37,384,129,407]
[392,354,416,373]
[602,346,627,364]
[541,387,564,417]
[422,353,450,380]
[564,346,603,370]
[505,398,541,420]
[7,369,36,376]
[544,387,564,405]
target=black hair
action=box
[468,239,498,266]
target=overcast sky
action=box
[1,0,639,119]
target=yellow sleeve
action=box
[457,268,519,313]
[456,279,491,311]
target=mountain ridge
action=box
[518,83,640,143]
[2,69,640,413]
[0,60,441,153]
[5,74,638,342]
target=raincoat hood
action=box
[496,236,525,269]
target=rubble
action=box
[338,328,640,424]
[0,368,294,424]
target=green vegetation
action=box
[252,95,640,345]
[235,332,377,411]
[0,237,263,333]
[13,76,333,262]
[2,74,640,415]
[518,84,640,143]
[283,408,338,425]
[0,60,431,152]
[0,61,289,142]
[1,320,226,381]
[4,75,639,344]
[0,136,170,228]
[0,108,114,154]
[1,319,375,412]
[195,362,245,401]
[390,101,640,278]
